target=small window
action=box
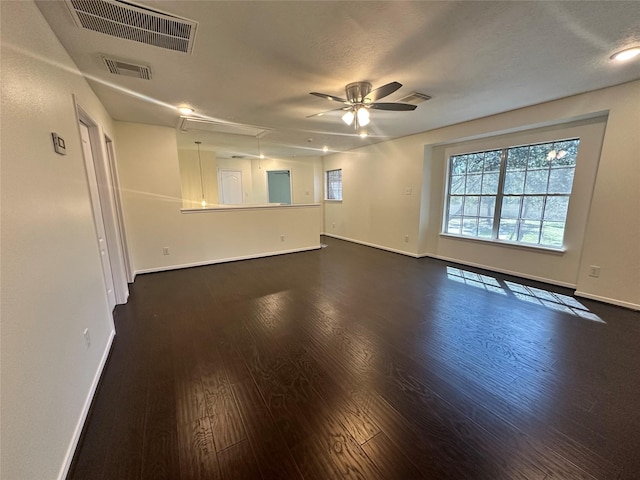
[444,139,579,249]
[326,169,342,200]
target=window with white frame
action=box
[444,138,580,248]
[326,169,342,200]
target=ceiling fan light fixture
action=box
[357,107,370,127]
[342,110,355,126]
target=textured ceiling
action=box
[36,1,640,158]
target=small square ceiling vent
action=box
[65,0,198,54]
[397,92,432,105]
[102,56,151,79]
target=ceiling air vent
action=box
[65,0,198,54]
[396,92,432,105]
[102,56,151,79]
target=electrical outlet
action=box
[404,186,412,195]
[83,328,91,349]
[332,223,336,229]
[163,247,170,255]
[589,265,600,278]
[280,235,285,242]
[404,235,409,243]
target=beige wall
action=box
[323,81,640,309]
[1,2,118,479]
[115,123,321,274]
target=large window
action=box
[444,139,579,248]
[326,169,342,200]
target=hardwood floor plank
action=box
[231,378,303,480]
[361,432,424,480]
[176,416,221,480]
[216,440,261,480]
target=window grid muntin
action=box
[445,139,579,248]
[326,169,342,200]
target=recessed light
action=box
[178,106,194,115]
[359,132,368,138]
[610,47,640,62]
[322,146,329,152]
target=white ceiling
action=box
[36,1,640,158]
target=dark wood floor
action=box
[68,236,640,480]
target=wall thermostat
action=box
[51,132,66,155]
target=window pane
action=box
[524,169,548,194]
[528,143,551,168]
[447,216,462,234]
[480,196,496,217]
[462,217,478,236]
[544,196,569,221]
[467,153,484,173]
[506,147,528,170]
[552,140,579,166]
[478,218,494,239]
[548,167,575,193]
[463,196,479,216]
[482,173,499,194]
[450,175,465,194]
[451,156,467,174]
[501,196,521,219]
[518,220,541,244]
[465,174,482,194]
[541,221,565,247]
[504,170,525,194]
[522,196,544,220]
[483,151,502,172]
[448,196,463,217]
[498,219,518,241]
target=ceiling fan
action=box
[308,81,417,130]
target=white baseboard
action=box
[134,245,322,276]
[575,291,640,311]
[58,328,115,480]
[322,234,419,258]
[420,252,576,289]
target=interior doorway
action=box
[220,170,244,204]
[79,122,117,311]
[267,170,292,204]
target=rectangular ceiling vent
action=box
[179,117,272,138]
[65,0,198,54]
[102,56,151,79]
[397,92,432,105]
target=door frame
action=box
[75,100,131,305]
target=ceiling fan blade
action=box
[364,81,402,103]
[310,92,348,103]
[368,102,417,111]
[306,107,351,118]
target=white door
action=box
[220,170,244,204]
[80,122,117,311]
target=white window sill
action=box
[439,232,566,255]
[324,199,343,203]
